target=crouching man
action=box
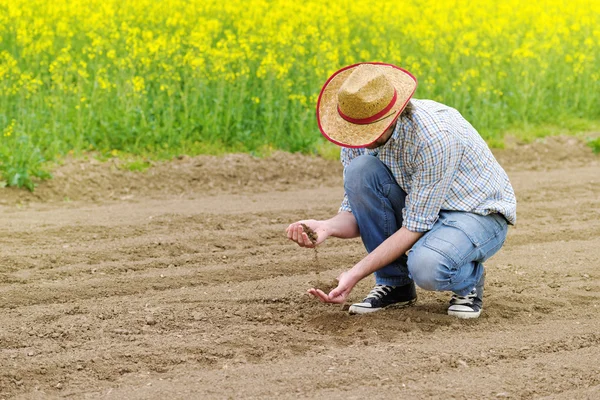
[287,63,516,318]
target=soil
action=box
[301,223,319,244]
[300,223,320,272]
[0,136,599,399]
[308,279,340,294]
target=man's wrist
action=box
[320,220,334,238]
[347,264,366,286]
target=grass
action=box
[588,137,600,154]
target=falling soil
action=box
[0,136,599,399]
[302,225,342,303]
[301,222,320,271]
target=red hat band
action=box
[336,89,398,125]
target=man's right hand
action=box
[285,220,329,248]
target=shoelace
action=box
[450,289,476,305]
[365,285,394,300]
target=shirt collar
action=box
[365,120,400,156]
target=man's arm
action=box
[286,211,359,248]
[309,227,424,303]
[323,211,360,239]
[347,227,423,281]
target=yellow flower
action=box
[129,76,146,94]
[3,120,15,137]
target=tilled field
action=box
[0,137,599,399]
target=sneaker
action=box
[448,272,485,319]
[349,282,417,314]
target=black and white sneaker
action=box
[448,272,485,319]
[349,282,417,314]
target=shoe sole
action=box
[348,298,417,315]
[447,307,482,319]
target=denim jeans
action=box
[344,155,508,296]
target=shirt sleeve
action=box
[339,193,351,213]
[402,132,463,232]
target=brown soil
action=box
[308,279,340,294]
[301,223,320,271]
[0,136,599,399]
[0,152,341,206]
[301,223,319,244]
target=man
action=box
[286,62,516,319]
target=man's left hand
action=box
[307,271,357,304]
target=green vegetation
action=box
[588,137,600,154]
[0,0,599,190]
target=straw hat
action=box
[316,62,417,148]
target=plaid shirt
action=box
[339,99,517,232]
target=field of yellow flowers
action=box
[0,0,599,189]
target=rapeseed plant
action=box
[0,0,598,188]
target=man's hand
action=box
[307,270,358,304]
[285,212,360,248]
[286,220,329,248]
[307,226,425,307]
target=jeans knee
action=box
[407,246,449,291]
[344,155,381,194]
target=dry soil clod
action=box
[300,223,318,244]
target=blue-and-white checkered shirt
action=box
[339,99,517,232]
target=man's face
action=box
[365,123,395,149]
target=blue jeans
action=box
[344,155,508,296]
